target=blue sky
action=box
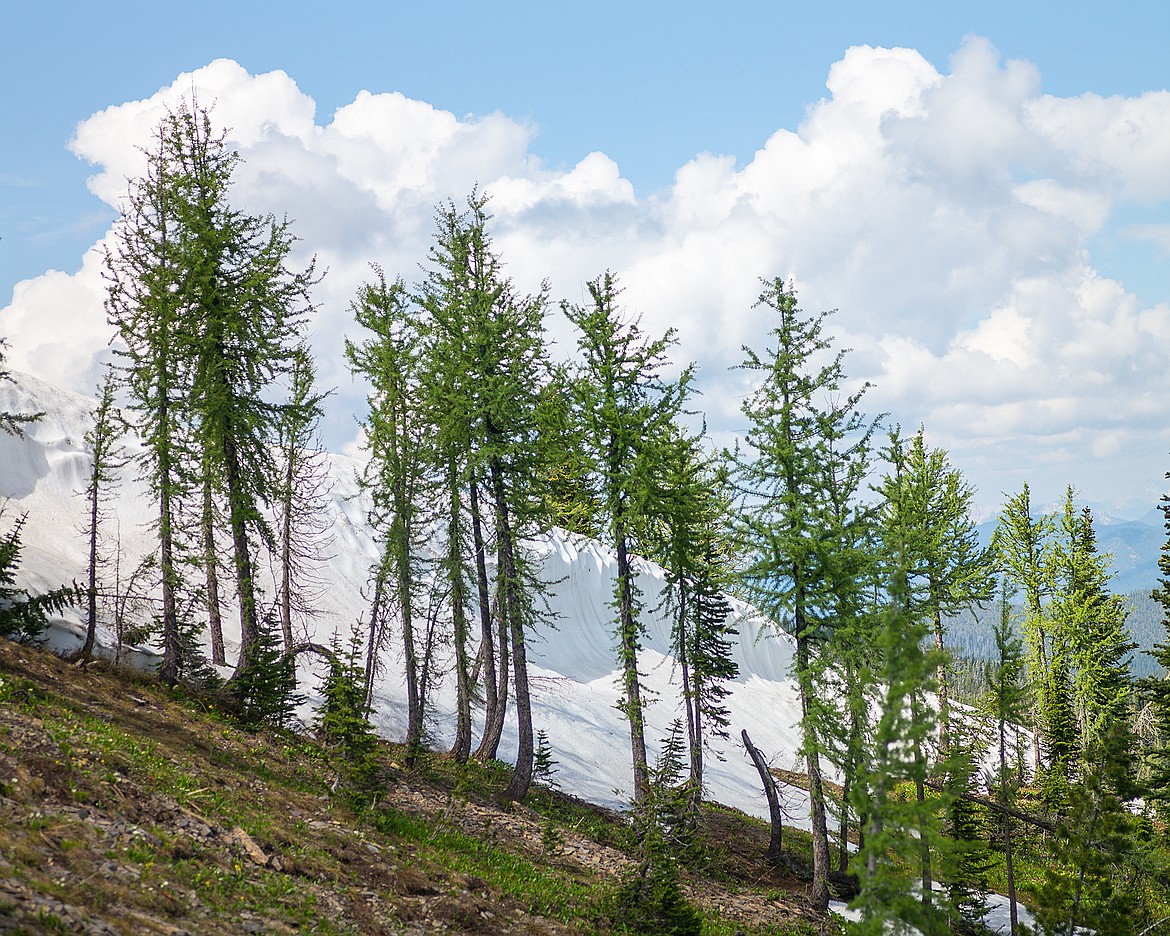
[7,1,1169,298]
[4,2,1170,514]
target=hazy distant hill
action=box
[976,511,1164,599]
[946,590,1166,680]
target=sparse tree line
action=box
[3,100,1170,934]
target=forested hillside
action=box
[948,590,1167,679]
[3,99,1170,935]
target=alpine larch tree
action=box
[416,193,552,797]
[346,270,432,761]
[564,271,694,808]
[732,279,877,910]
[105,101,321,696]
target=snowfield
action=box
[0,369,1035,932]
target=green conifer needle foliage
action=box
[607,721,703,936]
[316,630,380,797]
[232,612,302,732]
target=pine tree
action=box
[646,436,738,811]
[732,279,876,910]
[1052,493,1135,765]
[853,429,956,933]
[564,271,694,808]
[0,511,77,643]
[1035,718,1141,935]
[0,338,42,436]
[608,721,704,936]
[231,610,302,731]
[105,101,319,688]
[316,628,380,796]
[416,192,552,795]
[170,106,319,687]
[104,112,194,685]
[532,728,560,792]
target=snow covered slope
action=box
[1,370,1043,932]
[0,370,808,824]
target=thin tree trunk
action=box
[279,454,295,653]
[916,774,933,908]
[449,475,473,763]
[469,479,498,757]
[1001,727,1019,936]
[839,769,853,874]
[934,605,949,758]
[796,628,831,910]
[477,540,510,760]
[497,470,533,802]
[158,422,181,686]
[399,543,422,765]
[79,480,100,662]
[616,531,650,806]
[363,565,386,714]
[1067,776,1103,936]
[678,584,703,808]
[224,430,259,675]
[203,477,225,665]
[742,729,783,861]
[913,689,933,910]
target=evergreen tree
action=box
[105,101,319,688]
[854,429,957,932]
[993,484,1055,776]
[1052,493,1135,764]
[346,270,431,763]
[231,611,302,731]
[0,511,77,643]
[0,338,42,436]
[732,279,876,910]
[883,428,994,756]
[645,435,738,811]
[532,728,560,792]
[77,368,129,662]
[171,106,319,686]
[316,628,380,796]
[273,344,333,655]
[1142,482,1170,832]
[988,578,1028,936]
[1034,719,1141,935]
[104,112,194,685]
[416,192,552,795]
[564,271,694,808]
[608,721,703,936]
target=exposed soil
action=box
[0,640,840,934]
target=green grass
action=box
[1,643,851,935]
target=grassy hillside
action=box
[0,639,838,935]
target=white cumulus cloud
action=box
[4,38,1170,513]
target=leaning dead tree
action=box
[742,728,783,862]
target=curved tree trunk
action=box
[742,729,783,861]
